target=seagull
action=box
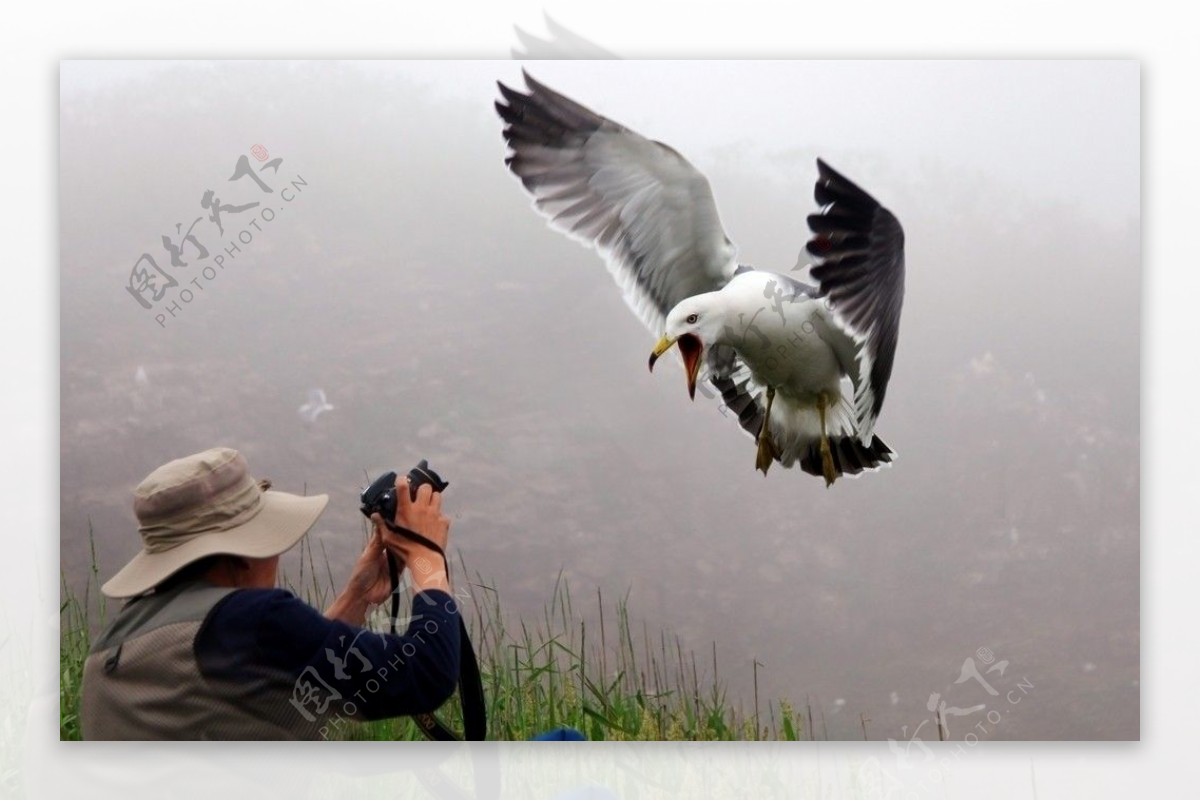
[496,72,906,485]
[298,388,334,423]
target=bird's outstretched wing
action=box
[806,159,906,443]
[496,71,739,335]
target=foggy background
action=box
[59,60,1138,740]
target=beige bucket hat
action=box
[102,447,329,598]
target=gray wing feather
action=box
[497,71,738,335]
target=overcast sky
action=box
[63,59,1138,226]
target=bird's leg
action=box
[818,392,837,487]
[755,386,776,476]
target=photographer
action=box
[79,446,460,740]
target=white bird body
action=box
[665,269,860,468]
[711,271,847,404]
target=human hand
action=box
[345,526,395,607]
[326,527,395,624]
[371,477,451,593]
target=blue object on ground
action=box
[529,726,586,740]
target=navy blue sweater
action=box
[194,587,461,723]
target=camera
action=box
[360,459,450,524]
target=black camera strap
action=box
[382,520,487,742]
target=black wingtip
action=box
[496,80,526,105]
[813,159,883,210]
[521,70,565,104]
[815,157,851,184]
[815,158,841,186]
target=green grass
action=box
[61,529,811,741]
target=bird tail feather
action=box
[798,434,894,480]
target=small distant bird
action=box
[298,388,334,423]
[496,73,906,485]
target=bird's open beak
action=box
[648,336,675,373]
[648,334,703,400]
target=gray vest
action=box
[80,581,325,740]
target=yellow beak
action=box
[648,334,703,400]
[648,336,676,373]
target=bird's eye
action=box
[686,313,699,324]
